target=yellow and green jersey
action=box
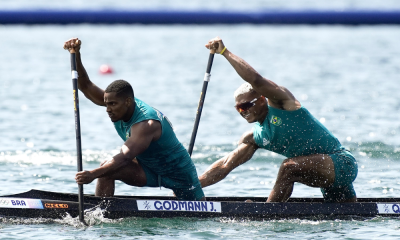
[253,105,343,158]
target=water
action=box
[1,2,400,239]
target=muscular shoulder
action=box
[146,119,161,129]
[238,130,257,146]
[268,86,301,111]
[130,120,162,141]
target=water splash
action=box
[58,207,121,228]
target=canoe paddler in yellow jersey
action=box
[63,38,205,201]
[199,37,358,203]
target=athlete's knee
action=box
[281,159,299,171]
[278,159,301,179]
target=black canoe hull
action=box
[1,189,400,220]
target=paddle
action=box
[69,46,86,224]
[188,48,216,156]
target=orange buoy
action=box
[99,64,113,74]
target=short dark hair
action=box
[105,80,134,99]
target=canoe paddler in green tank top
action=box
[63,38,205,201]
[199,37,358,203]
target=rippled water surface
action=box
[1,3,400,238]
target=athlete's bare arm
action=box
[205,37,301,111]
[75,120,162,184]
[199,131,258,188]
[64,38,105,106]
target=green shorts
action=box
[141,161,205,201]
[321,150,358,202]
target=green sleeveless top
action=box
[253,105,343,158]
[113,98,191,175]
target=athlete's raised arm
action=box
[205,37,301,111]
[199,131,258,188]
[64,38,105,106]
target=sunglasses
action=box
[235,97,261,113]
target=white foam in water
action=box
[57,207,120,227]
[0,207,119,228]
[0,150,76,165]
[0,149,118,165]
[0,216,55,225]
